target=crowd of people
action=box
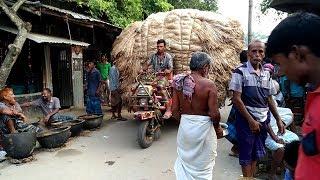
[172,12,320,180]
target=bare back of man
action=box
[176,74,218,116]
[173,74,223,139]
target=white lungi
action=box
[174,114,217,180]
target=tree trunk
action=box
[0,0,30,89]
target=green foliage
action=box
[260,0,286,18]
[76,0,218,27]
[142,0,173,17]
[168,0,218,12]
[76,0,173,27]
[76,0,141,27]
[260,0,272,13]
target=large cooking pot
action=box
[62,119,85,137]
[78,114,103,129]
[37,126,71,149]
[2,131,36,159]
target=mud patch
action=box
[79,130,92,137]
[55,149,82,157]
[162,169,173,174]
[8,155,36,164]
[105,160,115,166]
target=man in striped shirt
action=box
[229,40,284,178]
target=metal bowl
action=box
[62,119,85,137]
[36,126,71,149]
[78,114,103,130]
[2,131,36,159]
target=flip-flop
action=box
[228,151,239,158]
[108,117,118,121]
[117,117,128,121]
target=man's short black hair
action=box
[267,12,320,58]
[284,141,300,169]
[88,61,96,66]
[43,88,52,94]
[240,50,248,63]
[157,39,166,46]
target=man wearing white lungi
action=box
[172,52,224,180]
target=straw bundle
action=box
[112,9,244,106]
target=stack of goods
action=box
[112,9,244,106]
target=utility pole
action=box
[248,0,253,45]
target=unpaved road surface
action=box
[0,107,244,180]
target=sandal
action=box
[117,117,128,121]
[228,151,239,158]
[109,116,118,121]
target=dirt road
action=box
[0,107,243,180]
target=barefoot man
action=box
[230,40,284,178]
[173,52,224,180]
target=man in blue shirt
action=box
[109,61,126,121]
[85,61,102,115]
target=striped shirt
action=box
[229,61,275,122]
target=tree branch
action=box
[0,0,25,29]
[0,0,31,88]
[0,27,29,89]
[12,0,27,12]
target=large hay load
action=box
[112,9,244,106]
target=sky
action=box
[217,0,287,37]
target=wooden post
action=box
[43,45,53,90]
[71,46,84,108]
[248,0,253,45]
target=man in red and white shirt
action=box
[267,12,320,180]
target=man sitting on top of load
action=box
[143,39,173,119]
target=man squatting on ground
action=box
[21,88,75,126]
[172,52,224,180]
[266,12,320,180]
[229,40,284,178]
[0,87,40,134]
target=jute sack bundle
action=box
[112,9,244,106]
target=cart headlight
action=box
[139,98,148,106]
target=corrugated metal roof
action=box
[0,25,90,47]
[41,4,121,29]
